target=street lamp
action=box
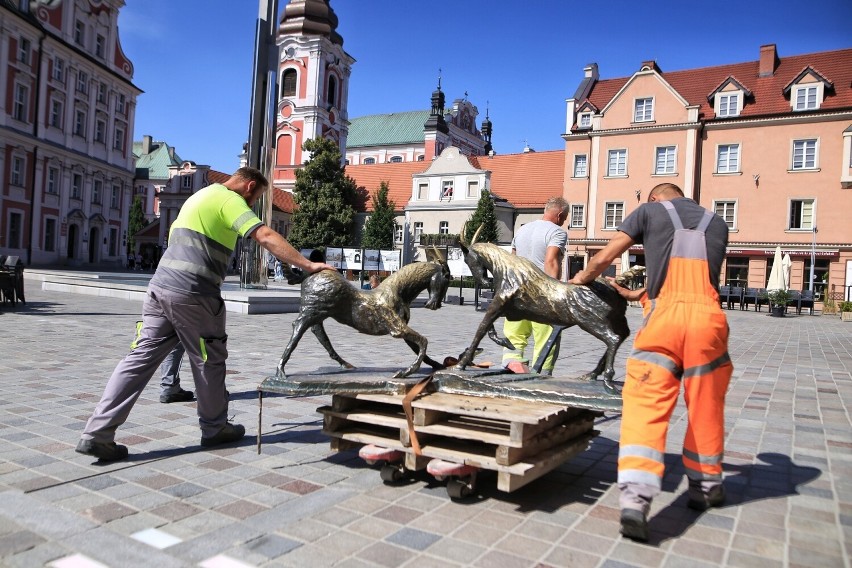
[809,225,818,306]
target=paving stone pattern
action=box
[0,278,850,567]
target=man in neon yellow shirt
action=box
[77,167,333,461]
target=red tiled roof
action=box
[272,188,296,213]
[208,170,229,184]
[586,47,852,120]
[346,150,565,211]
[345,161,429,211]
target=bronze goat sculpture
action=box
[277,260,451,379]
[455,226,633,393]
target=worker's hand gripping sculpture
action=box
[276,257,452,379]
[455,225,633,393]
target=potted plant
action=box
[767,289,791,317]
[822,295,837,316]
[840,301,852,322]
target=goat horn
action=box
[459,222,468,246]
[471,224,483,245]
[430,245,443,262]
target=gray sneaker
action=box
[75,439,128,462]
[200,423,245,447]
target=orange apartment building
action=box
[564,45,852,303]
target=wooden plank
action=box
[403,453,431,471]
[329,437,362,452]
[411,392,570,424]
[496,431,598,492]
[319,406,408,431]
[496,416,595,465]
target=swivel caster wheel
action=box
[446,478,474,499]
[380,463,406,483]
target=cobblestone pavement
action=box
[0,278,850,567]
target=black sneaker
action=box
[688,485,726,511]
[200,423,245,447]
[160,389,194,404]
[75,439,129,462]
[620,508,649,542]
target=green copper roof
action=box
[346,110,431,147]
[133,140,182,180]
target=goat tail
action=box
[613,265,645,286]
[282,263,307,285]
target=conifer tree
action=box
[464,189,500,243]
[288,138,357,249]
[127,195,147,254]
[361,181,396,250]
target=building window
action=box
[717,93,739,117]
[789,199,814,230]
[52,57,64,81]
[716,144,740,173]
[95,118,106,143]
[111,184,120,208]
[11,157,25,186]
[13,83,28,122]
[604,202,624,229]
[50,99,63,128]
[74,109,86,136]
[467,181,478,198]
[634,98,654,122]
[92,180,102,204]
[441,181,454,200]
[439,221,449,235]
[792,139,817,170]
[117,94,126,114]
[8,212,22,249]
[794,85,818,111]
[327,75,337,107]
[417,155,425,161]
[389,155,402,163]
[46,167,59,194]
[607,149,627,177]
[394,225,403,243]
[18,37,30,64]
[573,154,587,178]
[281,68,297,98]
[578,112,592,128]
[713,200,736,229]
[417,183,428,200]
[114,126,125,151]
[44,218,56,252]
[72,173,82,199]
[74,20,85,46]
[655,146,676,175]
[181,175,193,189]
[570,204,585,228]
[95,34,105,59]
[363,157,375,165]
[76,71,88,94]
[97,82,106,103]
[413,222,424,241]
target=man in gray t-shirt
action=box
[502,197,569,374]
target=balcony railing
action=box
[418,234,459,247]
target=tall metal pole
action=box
[809,225,817,296]
[241,0,280,289]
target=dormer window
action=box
[716,93,740,117]
[634,98,654,122]
[578,112,592,129]
[794,85,818,111]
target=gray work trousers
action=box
[82,284,230,442]
[160,342,186,395]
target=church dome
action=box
[278,0,343,46]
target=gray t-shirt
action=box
[512,219,568,272]
[618,197,729,299]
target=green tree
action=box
[288,138,357,250]
[361,181,396,250]
[464,189,500,243]
[127,195,147,254]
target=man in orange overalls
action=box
[570,183,732,542]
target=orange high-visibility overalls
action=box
[618,201,732,509]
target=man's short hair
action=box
[233,167,269,188]
[544,196,569,213]
[649,183,684,200]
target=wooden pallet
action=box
[319,392,600,493]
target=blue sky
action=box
[118,0,852,174]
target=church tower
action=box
[273,0,354,191]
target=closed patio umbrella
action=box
[767,246,786,292]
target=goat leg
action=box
[277,315,315,377]
[393,328,427,378]
[487,324,515,350]
[311,323,355,369]
[405,339,443,369]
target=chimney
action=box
[142,134,152,154]
[583,63,599,80]
[640,60,662,73]
[168,147,175,160]
[759,44,779,77]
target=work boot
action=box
[620,508,649,542]
[75,439,128,462]
[688,484,726,511]
[200,423,245,447]
[160,389,194,404]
